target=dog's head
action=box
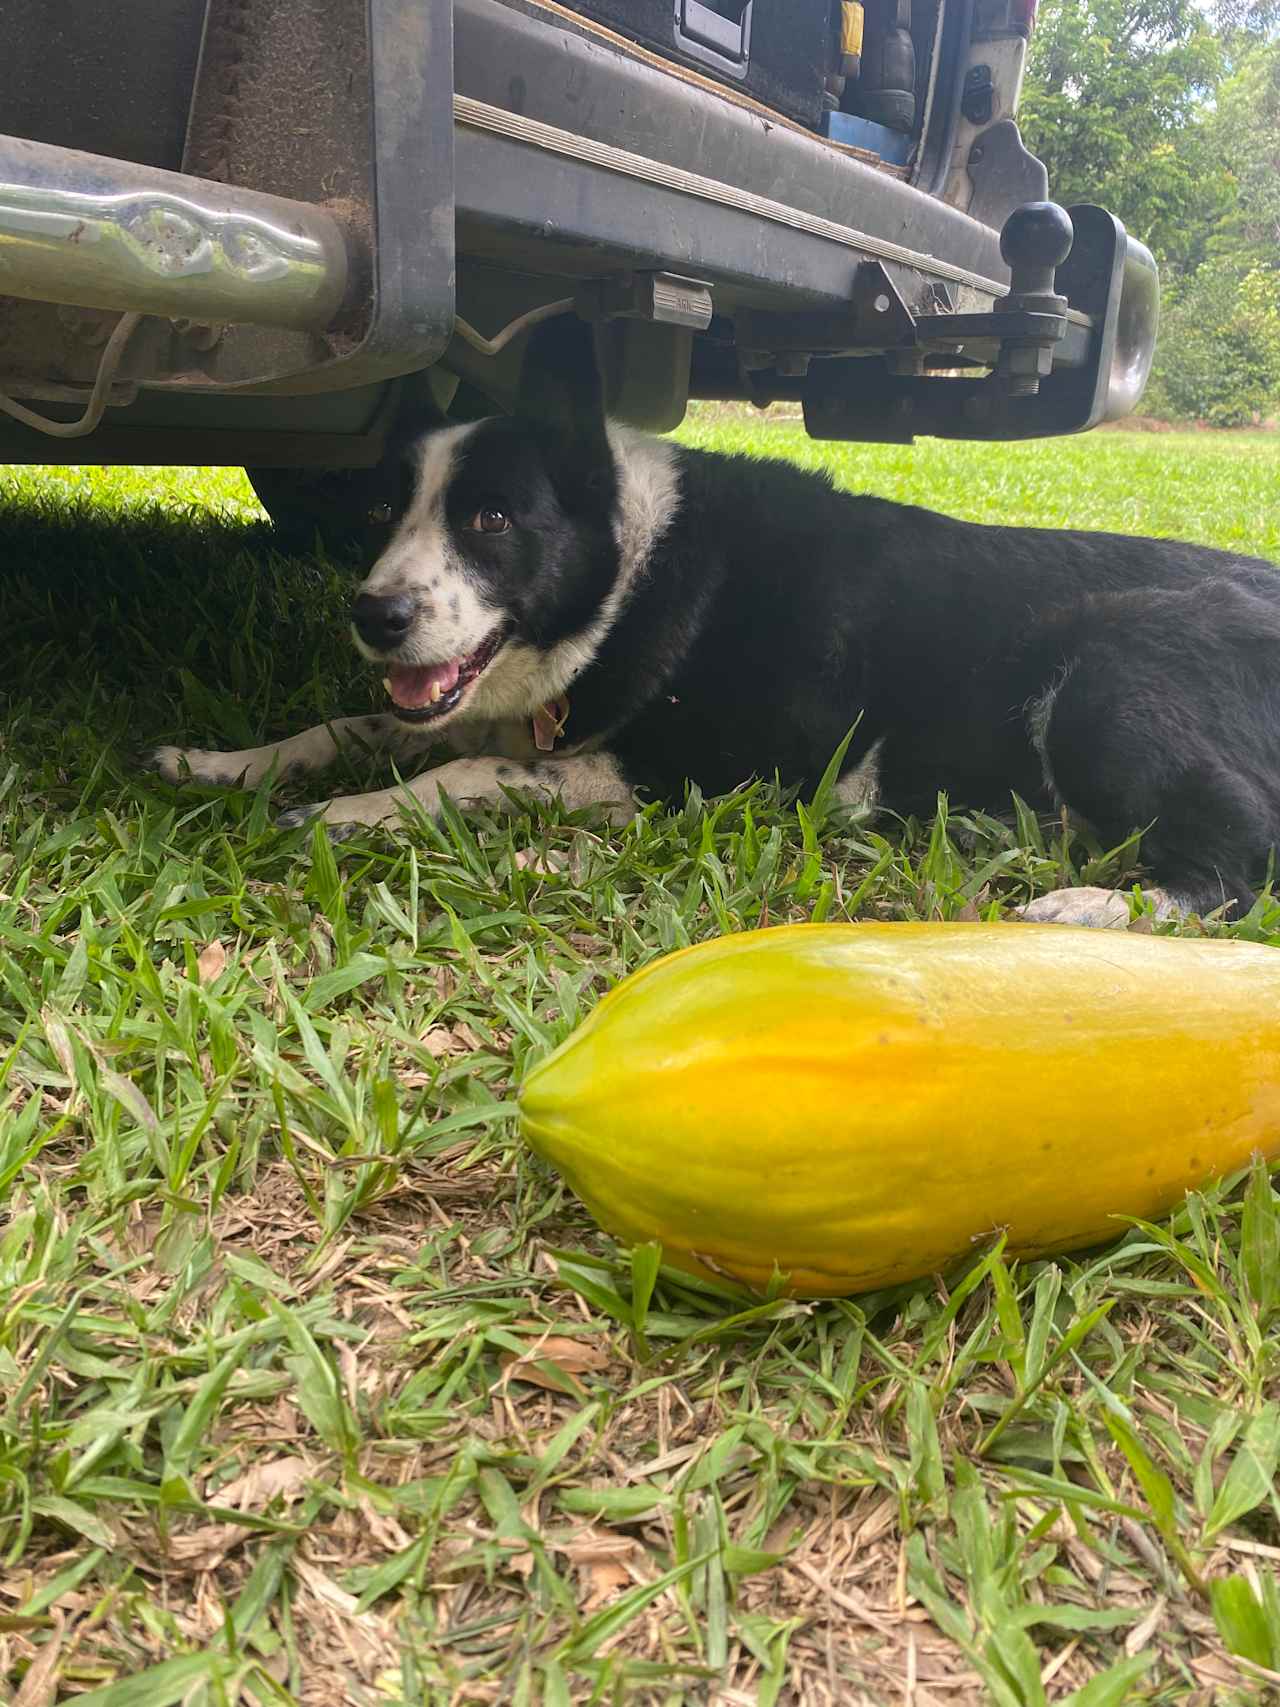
[351,318,645,733]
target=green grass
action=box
[679,410,1280,558]
[2,422,1280,1705]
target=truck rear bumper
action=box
[0,136,349,332]
[0,0,1159,461]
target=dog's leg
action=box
[275,752,634,833]
[148,714,427,790]
[836,738,884,811]
[1017,886,1182,929]
[1019,651,1265,928]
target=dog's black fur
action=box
[483,323,1280,913]
[156,320,1280,919]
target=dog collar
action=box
[532,696,569,752]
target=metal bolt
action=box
[999,341,1053,397]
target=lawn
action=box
[3,420,1280,1706]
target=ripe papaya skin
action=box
[518,922,1280,1297]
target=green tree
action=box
[1213,0,1280,43]
[1018,0,1229,272]
[1207,39,1280,271]
[1141,38,1280,423]
[1018,1,1280,420]
[1143,263,1280,424]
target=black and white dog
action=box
[153,321,1280,927]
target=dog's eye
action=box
[471,506,511,534]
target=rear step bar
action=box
[0,136,349,331]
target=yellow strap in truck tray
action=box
[841,1,865,58]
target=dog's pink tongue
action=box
[385,659,461,709]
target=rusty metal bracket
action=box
[802,204,1159,443]
[734,203,1085,404]
[735,261,915,360]
[172,0,455,392]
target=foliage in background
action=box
[1213,0,1280,41]
[1019,5,1280,423]
[1207,40,1280,269]
[1142,264,1280,425]
[1017,0,1227,276]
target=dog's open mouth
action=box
[382,626,506,724]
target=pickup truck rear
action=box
[0,0,1159,540]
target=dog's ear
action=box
[392,393,452,452]
[516,315,615,514]
[516,315,607,440]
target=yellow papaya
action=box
[519,922,1280,1297]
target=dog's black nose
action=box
[352,591,416,650]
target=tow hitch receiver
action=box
[738,201,1159,442]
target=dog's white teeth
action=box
[430,682,443,703]
[381,676,392,694]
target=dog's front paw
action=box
[276,785,422,837]
[276,802,322,829]
[143,744,188,784]
[277,804,366,842]
[276,801,330,832]
[1016,885,1176,929]
[145,744,249,788]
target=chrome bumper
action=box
[0,136,348,332]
